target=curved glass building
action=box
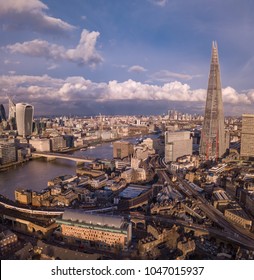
[16,103,34,137]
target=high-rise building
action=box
[8,96,16,120]
[0,104,7,122]
[165,131,192,162]
[240,114,254,158]
[8,96,16,130]
[16,103,34,138]
[200,41,226,159]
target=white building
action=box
[29,138,51,152]
[16,103,34,137]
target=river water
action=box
[0,135,159,199]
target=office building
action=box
[56,210,132,250]
[50,136,67,151]
[16,103,34,137]
[8,96,16,121]
[29,138,51,152]
[0,104,6,122]
[165,131,192,162]
[0,142,16,165]
[8,96,16,130]
[113,141,134,159]
[240,114,254,158]
[200,41,226,159]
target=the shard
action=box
[200,41,226,159]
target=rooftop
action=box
[61,210,124,229]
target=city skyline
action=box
[1,0,254,116]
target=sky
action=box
[1,0,254,116]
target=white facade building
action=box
[16,103,34,137]
[29,138,51,152]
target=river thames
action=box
[0,135,158,199]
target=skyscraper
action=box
[8,96,16,130]
[0,104,7,122]
[240,114,254,158]
[200,41,226,159]
[16,103,34,137]
[8,96,16,120]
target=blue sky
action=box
[1,0,254,116]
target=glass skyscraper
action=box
[16,103,34,137]
[200,42,226,159]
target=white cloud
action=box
[151,70,201,82]
[128,65,147,73]
[113,64,128,69]
[108,80,204,102]
[0,0,47,14]
[0,0,74,33]
[5,29,103,67]
[4,59,20,65]
[0,74,252,108]
[223,86,251,105]
[66,30,103,66]
[6,40,66,60]
[8,70,16,75]
[47,63,59,70]
[149,0,168,7]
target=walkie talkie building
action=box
[16,103,34,138]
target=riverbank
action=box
[55,131,160,154]
[0,158,30,172]
[0,133,160,199]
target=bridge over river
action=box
[32,152,95,163]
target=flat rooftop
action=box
[119,185,149,199]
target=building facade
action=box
[0,230,18,254]
[113,141,134,159]
[15,189,32,204]
[16,103,34,138]
[0,142,16,165]
[8,96,16,121]
[29,138,51,152]
[56,210,132,250]
[200,41,226,159]
[50,136,67,151]
[0,104,6,122]
[240,114,254,158]
[165,131,192,162]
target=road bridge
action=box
[32,152,95,163]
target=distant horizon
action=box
[0,100,244,120]
[0,100,247,119]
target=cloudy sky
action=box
[1,0,254,116]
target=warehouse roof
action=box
[62,209,124,229]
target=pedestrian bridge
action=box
[32,152,94,163]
